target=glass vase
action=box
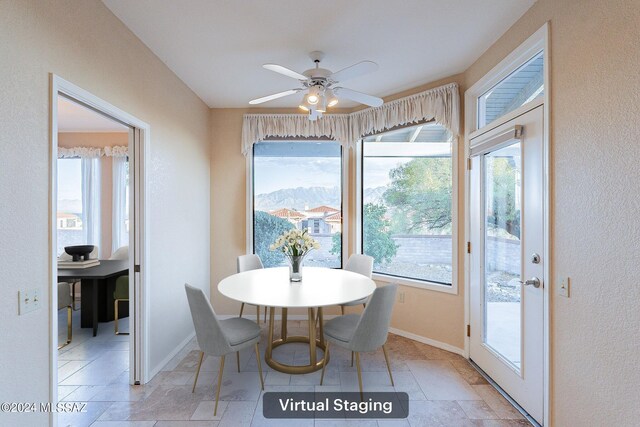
[289,255,304,282]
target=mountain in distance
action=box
[254,185,390,212]
[363,186,388,204]
[255,186,340,212]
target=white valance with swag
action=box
[241,83,459,155]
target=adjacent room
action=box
[1,1,638,427]
[55,96,133,404]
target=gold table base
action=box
[265,306,329,374]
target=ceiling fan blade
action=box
[249,89,300,105]
[263,64,308,81]
[330,61,378,83]
[335,87,383,107]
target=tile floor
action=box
[57,312,531,427]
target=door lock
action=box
[519,277,541,288]
[531,253,541,264]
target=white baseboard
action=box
[388,327,465,357]
[148,331,196,380]
[217,314,338,321]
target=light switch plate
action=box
[558,276,570,298]
[19,289,41,315]
[398,291,405,303]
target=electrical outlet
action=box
[398,291,405,303]
[558,276,570,298]
[18,289,41,315]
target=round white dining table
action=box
[218,266,376,374]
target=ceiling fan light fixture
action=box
[307,86,321,104]
[326,89,339,107]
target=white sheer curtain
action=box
[81,157,101,257]
[112,155,129,252]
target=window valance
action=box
[241,83,459,156]
[58,145,129,159]
[241,114,350,156]
[349,82,459,141]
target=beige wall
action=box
[0,2,210,426]
[464,0,640,425]
[58,132,129,259]
[210,74,467,349]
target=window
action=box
[57,158,84,255]
[477,51,544,128]
[252,141,342,268]
[361,123,453,285]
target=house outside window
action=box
[252,141,343,268]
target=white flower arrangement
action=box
[269,229,320,259]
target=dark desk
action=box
[58,260,129,336]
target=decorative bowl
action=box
[64,245,95,262]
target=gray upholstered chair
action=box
[339,254,374,315]
[237,254,267,324]
[58,282,73,349]
[113,275,129,335]
[320,283,398,398]
[185,284,264,415]
[110,246,130,335]
[59,245,99,310]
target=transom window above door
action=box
[477,50,544,128]
[360,123,453,286]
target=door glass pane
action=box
[483,143,522,369]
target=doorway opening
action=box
[50,75,150,424]
[464,24,550,426]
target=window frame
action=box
[246,139,348,269]
[355,123,459,295]
[466,26,546,138]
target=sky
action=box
[253,156,413,195]
[57,158,82,209]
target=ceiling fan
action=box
[249,51,383,120]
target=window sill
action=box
[371,273,458,295]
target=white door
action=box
[469,105,544,423]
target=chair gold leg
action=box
[355,352,364,400]
[72,281,79,311]
[341,305,345,315]
[236,351,241,372]
[320,341,330,385]
[67,306,72,345]
[58,306,73,350]
[214,355,225,416]
[382,344,394,386]
[255,343,264,390]
[256,305,260,325]
[239,302,245,318]
[192,351,204,393]
[114,299,130,335]
[351,351,354,367]
[114,299,118,334]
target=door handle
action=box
[519,277,541,288]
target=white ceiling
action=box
[102,0,535,108]
[58,97,129,132]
